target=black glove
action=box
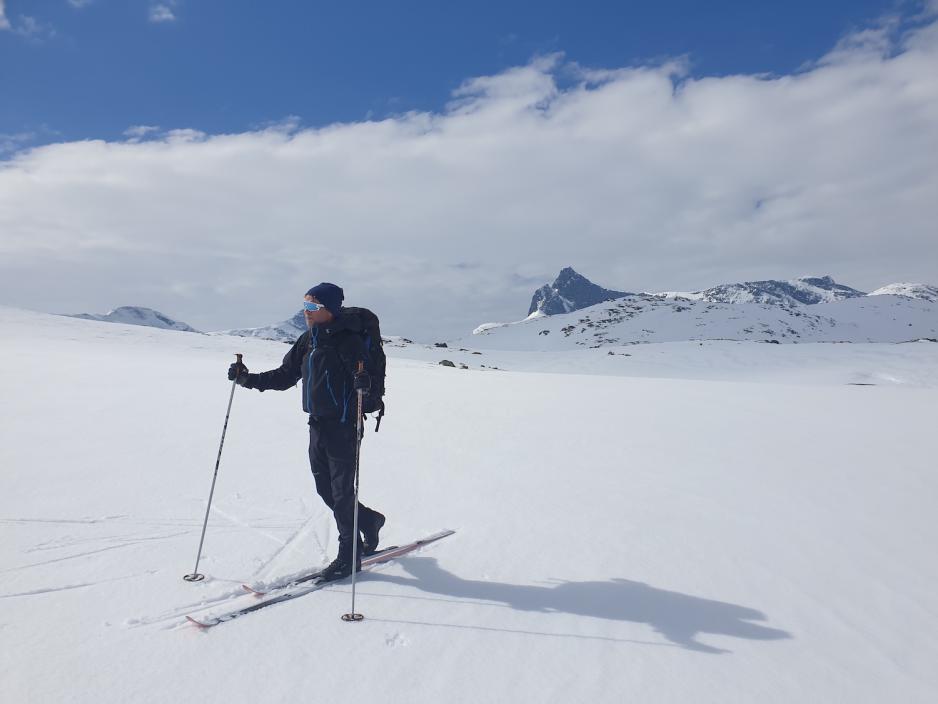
[228,361,250,386]
[353,371,371,394]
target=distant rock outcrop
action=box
[528,267,631,316]
[66,306,200,332]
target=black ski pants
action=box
[308,416,379,561]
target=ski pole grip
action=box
[235,353,243,369]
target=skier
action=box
[227,283,385,581]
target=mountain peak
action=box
[528,268,631,316]
[798,275,835,287]
[553,267,593,289]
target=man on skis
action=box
[227,282,385,581]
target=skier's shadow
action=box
[367,557,791,654]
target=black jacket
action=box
[245,312,367,422]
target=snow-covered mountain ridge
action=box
[59,274,937,345]
[868,283,938,302]
[471,294,938,350]
[215,310,306,343]
[65,306,200,332]
[529,268,938,318]
[653,274,866,305]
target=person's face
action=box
[304,295,334,326]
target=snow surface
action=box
[2,305,938,703]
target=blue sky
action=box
[1,1,937,337]
[0,0,914,146]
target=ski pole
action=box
[184,353,243,582]
[342,361,366,622]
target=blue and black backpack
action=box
[343,306,387,429]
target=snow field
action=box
[1,306,937,703]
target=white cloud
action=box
[17,15,40,35]
[0,132,34,154]
[13,14,56,40]
[1,18,937,338]
[67,0,94,8]
[0,10,57,40]
[148,2,176,23]
[123,125,161,141]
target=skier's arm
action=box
[243,334,305,392]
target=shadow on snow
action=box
[365,557,792,654]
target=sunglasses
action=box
[302,300,327,312]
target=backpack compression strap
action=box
[366,399,385,432]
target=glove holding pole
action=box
[184,353,244,583]
[353,368,371,398]
[228,357,251,386]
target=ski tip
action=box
[414,529,456,545]
[241,583,266,596]
[185,615,212,629]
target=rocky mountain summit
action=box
[528,267,631,316]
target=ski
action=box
[186,529,455,628]
[241,542,405,595]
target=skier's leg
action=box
[322,419,362,563]
[308,418,335,510]
[346,427,384,551]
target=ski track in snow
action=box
[207,505,293,547]
[0,531,193,574]
[126,588,256,630]
[126,513,342,630]
[0,572,156,599]
[0,515,131,526]
[370,616,675,648]
[23,527,204,554]
[247,511,331,582]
